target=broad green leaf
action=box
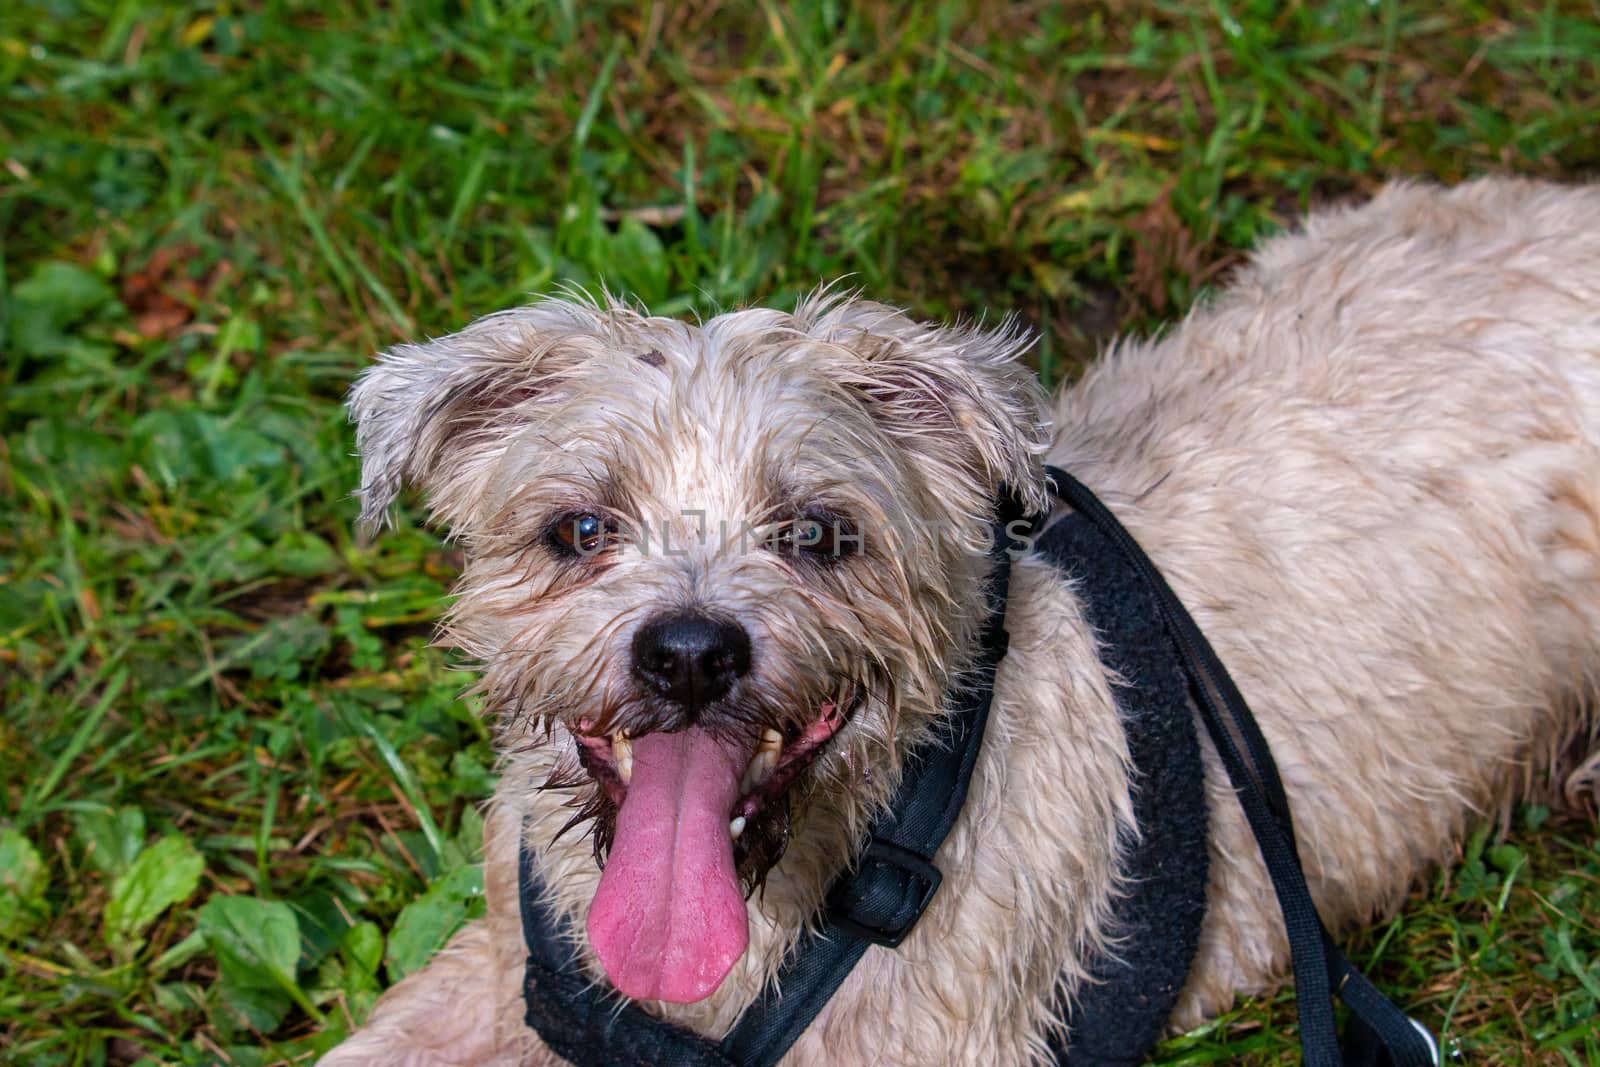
[455,804,485,860]
[196,895,305,1032]
[245,615,332,682]
[1487,843,1526,875]
[285,885,361,972]
[341,922,384,980]
[213,531,269,584]
[317,921,385,1008]
[105,834,205,957]
[154,979,206,1018]
[73,804,147,877]
[269,530,342,579]
[11,261,117,358]
[384,865,484,982]
[18,417,127,489]
[449,751,497,798]
[0,828,49,940]
[132,409,287,486]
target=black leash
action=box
[517,469,1438,1066]
[1043,466,1437,1067]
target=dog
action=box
[324,178,1600,1065]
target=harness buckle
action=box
[825,838,943,948]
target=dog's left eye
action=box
[769,514,858,561]
[547,512,620,557]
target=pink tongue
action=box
[586,728,749,1003]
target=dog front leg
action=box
[320,916,553,1067]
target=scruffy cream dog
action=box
[326,179,1600,1065]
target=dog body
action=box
[326,179,1600,1066]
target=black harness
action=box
[516,468,1439,1067]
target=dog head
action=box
[349,292,1047,1003]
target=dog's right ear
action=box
[348,306,586,531]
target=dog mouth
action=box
[573,701,851,834]
[571,693,859,1004]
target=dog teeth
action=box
[729,816,746,841]
[613,730,633,785]
[740,731,784,795]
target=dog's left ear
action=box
[806,298,1050,512]
[347,304,592,531]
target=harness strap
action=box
[1043,466,1437,1067]
[1034,501,1210,1064]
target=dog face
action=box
[349,294,1046,1003]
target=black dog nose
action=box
[631,612,752,712]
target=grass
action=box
[2,0,1598,1063]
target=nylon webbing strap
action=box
[1042,466,1436,1067]
[1035,506,1210,1065]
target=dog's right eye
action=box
[547,513,619,558]
[767,512,859,562]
